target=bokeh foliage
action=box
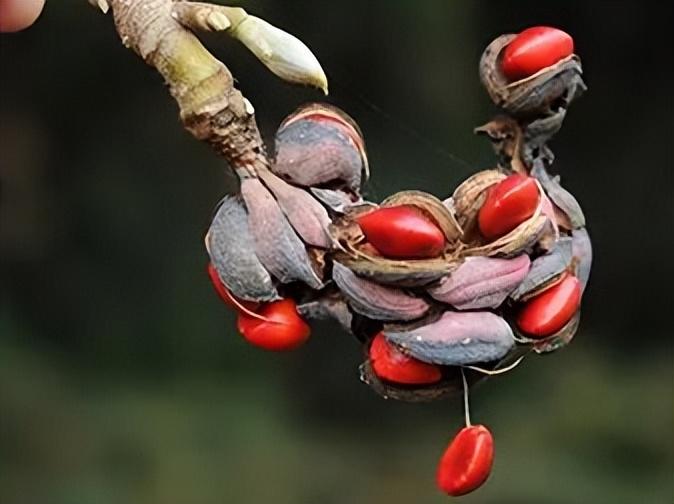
[1,1,672,503]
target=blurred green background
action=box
[1,1,672,503]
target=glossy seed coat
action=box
[357,205,446,259]
[369,333,442,385]
[502,26,574,81]
[478,174,540,240]
[437,425,494,496]
[517,273,581,337]
[237,299,310,351]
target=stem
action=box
[106,0,266,177]
[461,368,471,427]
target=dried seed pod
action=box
[273,103,368,194]
[384,311,515,366]
[428,254,530,310]
[206,195,279,302]
[531,162,585,229]
[571,228,593,294]
[516,273,581,338]
[335,249,457,288]
[332,261,431,321]
[480,34,586,116]
[240,177,323,289]
[296,291,353,331]
[310,187,359,214]
[359,360,463,402]
[207,263,260,312]
[464,205,547,258]
[510,237,573,301]
[381,191,463,243]
[531,310,581,354]
[452,170,507,237]
[257,168,334,248]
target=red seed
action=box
[437,425,494,496]
[369,332,442,385]
[237,298,310,351]
[517,273,581,338]
[357,205,446,259]
[502,26,574,82]
[478,174,540,240]
[207,263,259,312]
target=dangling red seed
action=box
[517,273,581,338]
[436,425,494,497]
[502,26,574,81]
[207,263,259,312]
[478,174,540,240]
[357,205,446,259]
[237,298,310,351]
[369,332,442,385]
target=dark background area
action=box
[1,1,672,503]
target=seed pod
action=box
[357,205,446,259]
[257,168,334,248]
[510,237,573,301]
[531,162,585,229]
[571,228,592,294]
[332,261,430,321]
[436,425,494,496]
[478,174,541,240]
[273,103,368,194]
[452,169,507,237]
[335,250,456,288]
[359,360,464,403]
[368,332,442,385]
[296,291,353,332]
[310,187,359,214]
[480,33,585,115]
[237,298,311,351]
[501,27,575,82]
[465,203,547,258]
[240,177,323,289]
[206,195,279,302]
[516,273,581,338]
[428,254,530,310]
[207,263,260,312]
[531,310,581,354]
[385,311,515,366]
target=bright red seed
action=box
[517,273,581,338]
[207,263,259,312]
[369,332,442,385]
[437,425,494,496]
[357,205,446,259]
[237,298,310,351]
[478,174,540,240]
[502,26,574,82]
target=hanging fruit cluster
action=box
[205,26,591,496]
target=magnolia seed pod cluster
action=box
[205,26,592,497]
